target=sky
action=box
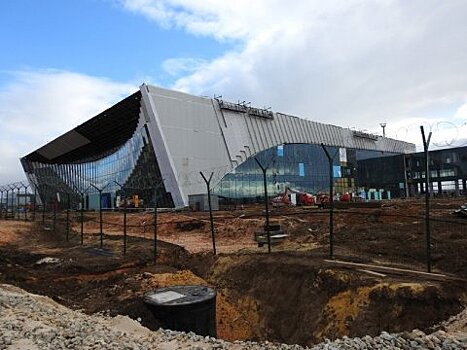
[1,0,467,183]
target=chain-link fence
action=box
[1,180,466,276]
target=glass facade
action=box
[22,93,173,210]
[406,146,467,196]
[357,152,408,198]
[357,146,467,197]
[212,143,397,201]
[23,125,173,210]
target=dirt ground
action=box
[71,197,466,275]
[0,197,466,346]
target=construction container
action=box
[143,285,217,337]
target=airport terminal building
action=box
[21,84,415,209]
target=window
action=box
[439,169,455,177]
[441,181,456,191]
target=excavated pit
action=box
[194,253,465,346]
[0,203,466,347]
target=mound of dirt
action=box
[205,253,465,346]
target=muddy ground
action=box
[0,198,466,346]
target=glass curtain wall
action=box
[212,143,403,203]
[213,143,343,202]
[24,125,173,210]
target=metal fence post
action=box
[154,196,158,263]
[80,194,84,245]
[5,190,9,220]
[42,198,46,225]
[53,202,57,231]
[254,158,271,253]
[89,183,104,249]
[32,186,37,221]
[113,181,127,255]
[66,193,70,241]
[321,143,337,259]
[99,189,103,248]
[0,189,3,220]
[123,199,127,254]
[420,126,432,273]
[200,172,217,255]
[15,187,19,220]
[23,184,28,221]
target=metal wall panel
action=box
[24,84,415,208]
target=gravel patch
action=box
[0,284,465,350]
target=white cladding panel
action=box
[220,110,254,165]
[141,84,415,207]
[145,86,231,206]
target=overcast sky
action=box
[1,0,467,184]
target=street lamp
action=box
[380,123,387,137]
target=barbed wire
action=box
[391,120,467,148]
[0,181,29,191]
[40,205,466,229]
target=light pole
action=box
[380,123,387,137]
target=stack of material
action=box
[452,203,467,218]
